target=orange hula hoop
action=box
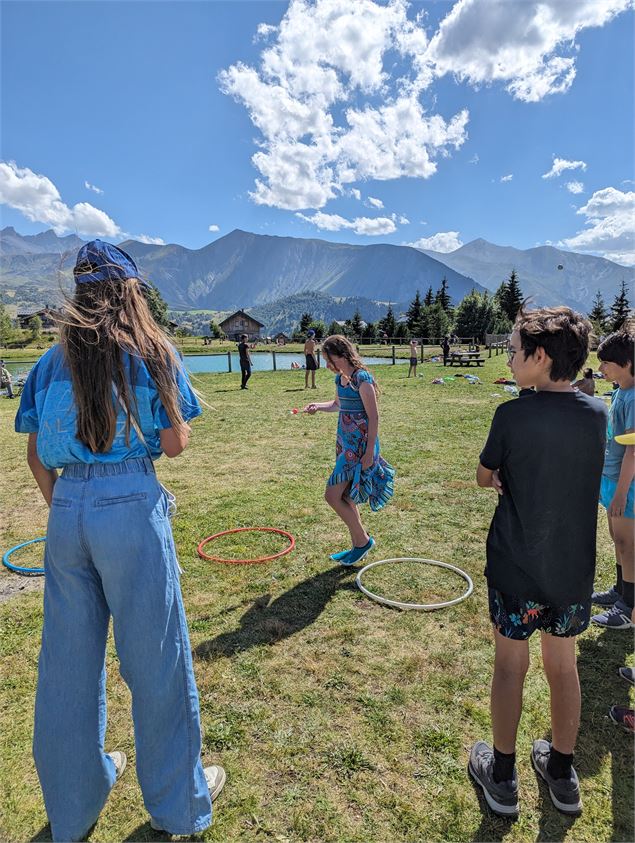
[196,526,296,565]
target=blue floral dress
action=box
[327,369,395,511]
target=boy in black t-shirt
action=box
[468,307,606,819]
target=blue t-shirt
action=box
[336,369,374,413]
[15,345,201,469]
[604,385,635,481]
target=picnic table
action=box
[446,351,485,367]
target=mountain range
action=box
[1,227,632,323]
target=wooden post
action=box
[272,350,277,371]
[227,350,232,373]
[420,340,424,363]
[392,345,396,365]
[488,345,492,358]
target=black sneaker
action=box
[591,586,620,606]
[468,741,519,818]
[531,740,582,815]
[618,666,635,686]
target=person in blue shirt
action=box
[15,241,225,841]
[302,334,395,565]
[591,329,635,629]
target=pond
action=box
[4,351,407,379]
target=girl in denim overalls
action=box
[15,241,224,841]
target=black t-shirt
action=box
[238,342,250,366]
[480,390,607,606]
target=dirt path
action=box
[0,571,44,604]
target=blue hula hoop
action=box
[2,537,46,575]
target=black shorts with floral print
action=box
[488,588,591,640]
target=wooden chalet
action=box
[219,310,265,341]
[17,307,61,330]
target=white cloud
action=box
[500,173,513,182]
[367,196,384,209]
[84,180,104,195]
[469,153,479,164]
[296,210,396,235]
[399,215,410,224]
[0,160,120,237]
[219,0,468,211]
[219,0,632,219]
[542,156,587,179]
[408,231,463,252]
[349,188,361,201]
[255,23,277,41]
[208,224,220,232]
[133,234,165,245]
[426,0,632,103]
[566,181,584,194]
[0,160,164,244]
[559,187,635,265]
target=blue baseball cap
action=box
[73,239,144,285]
[307,329,316,337]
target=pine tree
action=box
[406,290,423,333]
[424,285,434,307]
[610,279,631,332]
[351,310,364,337]
[379,304,396,338]
[588,290,609,333]
[435,277,452,313]
[498,269,523,322]
[299,312,314,333]
[327,320,341,337]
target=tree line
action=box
[292,271,632,343]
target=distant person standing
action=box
[304,329,318,389]
[441,335,451,366]
[237,334,252,390]
[408,340,418,378]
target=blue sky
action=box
[1,0,634,264]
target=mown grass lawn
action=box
[0,354,632,843]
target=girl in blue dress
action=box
[303,335,394,565]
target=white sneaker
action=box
[150,765,226,832]
[108,751,127,781]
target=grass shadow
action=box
[468,773,518,842]
[194,566,356,660]
[29,826,51,842]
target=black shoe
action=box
[468,741,519,818]
[591,586,620,606]
[531,740,582,815]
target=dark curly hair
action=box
[514,305,591,382]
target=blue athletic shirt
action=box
[14,345,201,469]
[604,385,635,481]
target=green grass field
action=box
[0,355,632,843]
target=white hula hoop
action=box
[356,557,474,611]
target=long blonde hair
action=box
[59,278,187,453]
